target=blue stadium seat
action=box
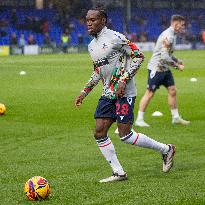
[0,7,204,46]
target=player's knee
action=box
[146,90,154,99]
[118,130,124,138]
[169,87,176,96]
[94,127,104,139]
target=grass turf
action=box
[0,50,205,204]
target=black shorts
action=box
[94,96,136,124]
[147,70,175,92]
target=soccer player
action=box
[135,15,190,127]
[75,7,176,183]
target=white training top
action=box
[148,26,179,72]
[82,26,144,99]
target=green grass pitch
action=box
[0,50,205,204]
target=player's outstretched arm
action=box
[74,67,101,107]
[75,92,86,107]
[161,38,183,69]
[171,56,184,71]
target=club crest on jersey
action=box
[102,43,108,50]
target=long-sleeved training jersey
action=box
[148,26,179,72]
[82,26,144,99]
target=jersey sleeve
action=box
[112,33,144,84]
[81,66,101,96]
[161,36,178,68]
[171,55,179,63]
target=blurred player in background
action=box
[75,7,176,183]
[135,15,190,127]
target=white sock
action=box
[121,130,169,154]
[137,111,144,120]
[96,136,125,175]
[171,108,179,119]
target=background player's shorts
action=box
[147,70,175,92]
[94,96,136,124]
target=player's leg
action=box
[135,70,160,127]
[165,71,190,125]
[117,96,176,173]
[135,89,154,127]
[120,129,175,172]
[95,118,127,183]
[94,97,127,183]
[167,85,178,114]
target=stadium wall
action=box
[8,42,205,56]
[9,45,89,55]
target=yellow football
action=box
[0,103,6,115]
[24,176,51,201]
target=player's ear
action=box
[102,17,106,25]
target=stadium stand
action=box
[0,7,204,46]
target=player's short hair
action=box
[89,6,108,23]
[171,15,185,22]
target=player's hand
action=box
[177,64,184,71]
[75,92,86,107]
[178,59,183,65]
[116,81,126,98]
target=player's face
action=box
[86,10,106,36]
[175,20,186,34]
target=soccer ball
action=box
[0,103,6,115]
[24,176,50,201]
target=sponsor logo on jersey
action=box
[94,57,109,68]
